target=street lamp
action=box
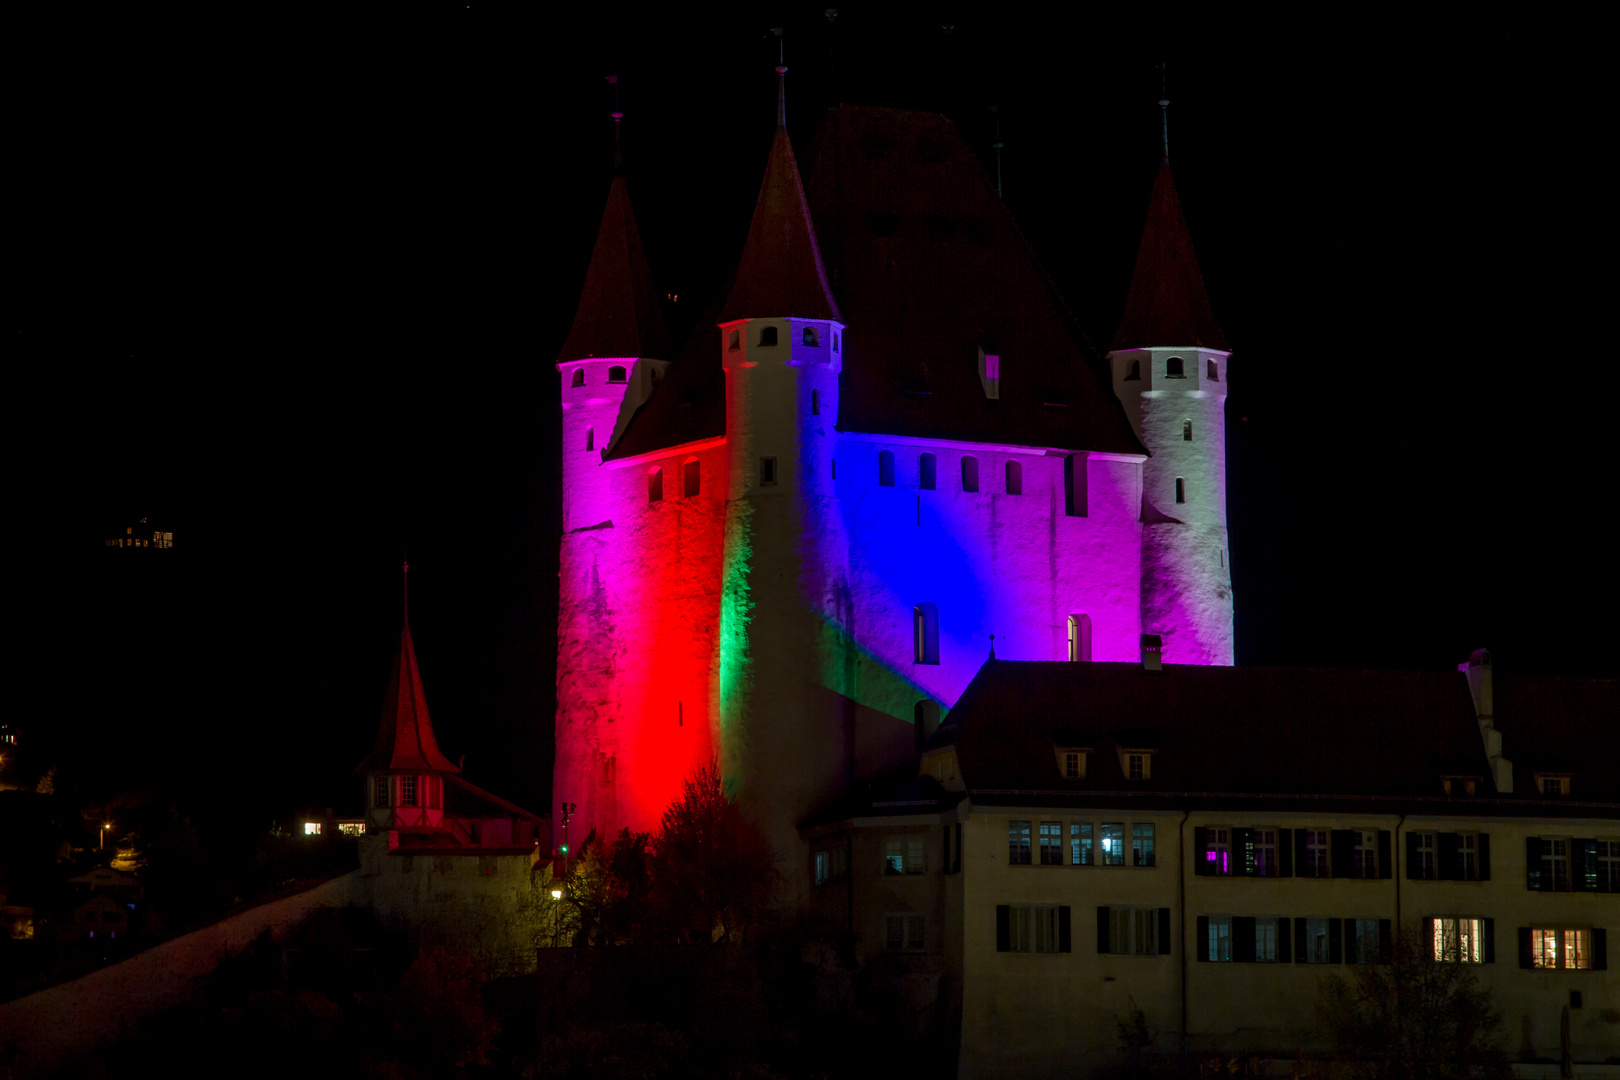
[101,822,112,848]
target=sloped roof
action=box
[1111,163,1229,352]
[607,106,1145,461]
[357,598,460,776]
[556,176,672,364]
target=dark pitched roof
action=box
[356,598,460,776]
[556,176,672,364]
[1111,163,1229,352]
[935,661,1618,814]
[606,106,1145,461]
[717,128,841,324]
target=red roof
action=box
[717,128,842,324]
[1111,163,1229,352]
[556,176,672,364]
[357,600,460,775]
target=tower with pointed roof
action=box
[1108,157,1235,666]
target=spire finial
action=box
[1157,61,1170,166]
[607,74,623,173]
[988,633,996,660]
[990,106,1004,198]
[772,27,787,130]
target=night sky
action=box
[15,6,1613,825]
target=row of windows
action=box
[1121,356,1219,381]
[645,460,705,501]
[910,610,1096,666]
[727,325,839,350]
[371,774,441,810]
[1527,837,1620,892]
[877,450,1012,494]
[1196,827,1391,880]
[815,824,964,885]
[1010,820,1158,867]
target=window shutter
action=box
[1483,918,1495,964]
[1525,837,1543,891]
[1294,918,1307,964]
[1405,832,1422,879]
[1577,839,1599,892]
[1378,919,1392,963]
[1193,827,1212,876]
[1277,918,1292,964]
[1594,928,1607,971]
[1378,831,1392,879]
[1477,833,1491,880]
[996,905,1010,952]
[943,825,951,871]
[1518,927,1533,969]
[1278,829,1293,877]
[1330,831,1355,879]
[1237,828,1256,876]
[1328,918,1343,964]
[1196,916,1210,962]
[1158,908,1172,955]
[1097,906,1111,954]
[1423,917,1437,958]
[1233,916,1256,963]
[1437,833,1460,880]
[1294,829,1309,877]
[1058,906,1071,953]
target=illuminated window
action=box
[584,426,593,452]
[1005,459,1022,495]
[878,450,895,487]
[814,850,829,885]
[1175,477,1185,504]
[1127,753,1147,780]
[1100,822,1125,866]
[919,453,936,490]
[1113,907,1160,955]
[400,776,418,807]
[1254,829,1278,877]
[1204,827,1231,874]
[648,467,663,502]
[1132,824,1155,866]
[683,459,700,497]
[304,822,322,836]
[810,389,819,415]
[1430,917,1488,963]
[803,326,819,347]
[1124,359,1141,381]
[1303,830,1329,878]
[1070,822,1093,865]
[759,326,778,346]
[608,366,627,383]
[759,457,777,485]
[1529,927,1592,970]
[884,837,925,875]
[1183,420,1192,441]
[728,329,740,351]
[913,603,939,665]
[885,913,925,950]
[1039,822,1063,865]
[1205,915,1232,961]
[1166,356,1185,378]
[1008,820,1031,865]
[1207,358,1219,380]
[961,455,979,493]
[1063,752,1082,779]
[571,369,585,387]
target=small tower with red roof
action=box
[1108,117,1235,666]
[358,563,460,842]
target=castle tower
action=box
[1108,162,1235,666]
[717,97,849,889]
[358,565,460,841]
[553,165,674,845]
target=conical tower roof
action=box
[717,128,842,324]
[1112,163,1228,352]
[358,576,460,775]
[556,176,672,364]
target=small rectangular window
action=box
[374,776,390,808]
[1303,829,1329,878]
[1255,918,1278,962]
[683,459,701,497]
[1432,917,1486,963]
[1100,822,1125,866]
[400,776,417,807]
[1302,918,1331,964]
[1525,927,1591,970]
[1458,833,1478,880]
[1127,753,1146,780]
[1254,829,1278,877]
[1544,837,1571,891]
[1039,822,1063,865]
[814,850,829,886]
[1207,915,1232,962]
[1064,752,1081,779]
[1205,827,1231,875]
[1064,455,1087,517]
[1132,824,1155,867]
[760,457,777,485]
[1071,822,1093,866]
[1008,821,1031,865]
[1415,832,1438,879]
[1354,829,1379,878]
[883,838,926,875]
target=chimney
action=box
[1140,634,1163,672]
[1458,648,1512,793]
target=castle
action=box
[552,92,1235,874]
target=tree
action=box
[650,759,777,945]
[1318,928,1511,1080]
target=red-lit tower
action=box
[358,568,460,842]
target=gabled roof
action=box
[556,176,672,364]
[607,106,1145,461]
[717,128,842,324]
[1111,163,1229,352]
[357,594,460,776]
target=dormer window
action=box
[803,326,819,347]
[571,369,585,388]
[1536,774,1572,796]
[1052,748,1089,780]
[759,326,778,346]
[608,366,627,383]
[1165,356,1185,378]
[728,329,741,352]
[1441,775,1479,797]
[1116,748,1154,780]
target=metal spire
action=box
[1158,62,1170,165]
[607,74,623,173]
[772,27,787,130]
[825,9,838,106]
[990,106,1004,197]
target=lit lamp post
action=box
[101,822,112,849]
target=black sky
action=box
[15,5,1614,823]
